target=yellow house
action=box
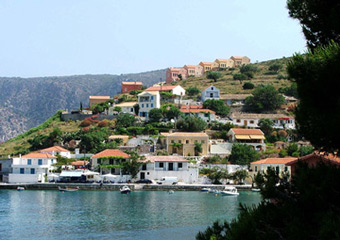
[230,56,251,66]
[164,132,209,156]
[215,59,235,69]
[199,62,219,72]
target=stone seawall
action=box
[61,114,117,122]
[0,183,251,191]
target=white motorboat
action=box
[251,188,261,192]
[120,185,131,194]
[221,186,239,196]
[17,186,25,191]
[201,187,211,192]
[168,190,174,194]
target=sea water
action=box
[0,190,261,240]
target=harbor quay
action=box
[0,183,252,191]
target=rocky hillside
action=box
[0,70,165,142]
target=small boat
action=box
[251,188,261,192]
[221,186,239,196]
[120,185,131,194]
[168,190,174,194]
[208,188,221,194]
[17,186,25,191]
[201,187,211,192]
[58,186,79,192]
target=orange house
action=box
[199,62,219,72]
[121,81,143,94]
[230,56,251,66]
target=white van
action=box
[156,177,178,185]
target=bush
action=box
[187,87,200,96]
[207,71,223,82]
[176,116,207,132]
[233,73,248,81]
[242,82,255,89]
[269,63,283,72]
[203,99,230,117]
[240,64,259,73]
[79,119,91,127]
[229,143,260,165]
[98,120,108,128]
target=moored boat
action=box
[17,186,25,191]
[221,186,239,196]
[120,185,131,194]
[251,188,260,192]
[201,187,211,192]
[58,186,79,192]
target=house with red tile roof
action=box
[250,157,297,177]
[166,67,188,84]
[9,152,57,183]
[199,62,219,72]
[137,155,198,183]
[227,128,266,151]
[121,81,143,94]
[91,149,130,175]
[165,132,209,156]
[40,146,71,158]
[180,106,216,122]
[146,85,185,96]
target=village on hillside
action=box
[1,55,333,187]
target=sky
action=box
[0,0,306,78]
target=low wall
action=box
[61,114,117,122]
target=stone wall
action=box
[61,114,117,122]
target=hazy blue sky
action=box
[0,0,306,77]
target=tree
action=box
[268,63,283,72]
[240,64,259,74]
[133,104,140,116]
[287,143,299,156]
[231,169,249,184]
[242,82,254,90]
[287,42,340,152]
[178,74,183,80]
[229,144,260,165]
[287,0,340,49]
[233,73,247,81]
[113,106,122,113]
[187,87,200,96]
[176,116,207,132]
[207,71,223,82]
[116,113,136,128]
[207,167,229,184]
[161,104,181,120]
[244,85,285,112]
[194,142,202,156]
[299,145,314,156]
[148,108,163,122]
[203,99,230,117]
[258,118,274,136]
[121,152,143,179]
[278,82,298,98]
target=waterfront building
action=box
[138,155,198,183]
[40,146,71,158]
[201,85,220,102]
[227,128,266,151]
[9,152,57,183]
[163,132,209,156]
[91,149,130,175]
[121,81,143,94]
[250,157,297,177]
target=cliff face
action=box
[0,70,165,142]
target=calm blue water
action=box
[0,190,261,240]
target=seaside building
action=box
[91,149,130,175]
[138,155,198,183]
[227,128,266,151]
[162,132,209,156]
[40,146,71,158]
[250,157,297,177]
[121,81,143,94]
[9,152,57,183]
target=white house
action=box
[138,155,198,183]
[250,157,297,177]
[179,107,216,122]
[146,85,186,96]
[201,85,220,102]
[138,91,161,119]
[108,101,137,115]
[40,146,71,158]
[227,128,266,151]
[9,152,57,183]
[231,113,296,130]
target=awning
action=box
[249,135,265,140]
[60,171,83,177]
[235,135,250,140]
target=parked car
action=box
[156,177,178,185]
[135,179,153,184]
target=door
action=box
[168,163,174,171]
[140,172,145,180]
[244,120,248,126]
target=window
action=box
[186,140,189,144]
[38,159,42,165]
[130,108,133,112]
[201,140,205,144]
[159,162,164,168]
[142,164,147,170]
[255,166,258,172]
[276,166,280,173]
[142,104,144,108]
[27,159,31,165]
[98,159,102,164]
[30,168,35,174]
[178,163,183,168]
[20,168,24,174]
[151,96,154,100]
[109,159,114,165]
[151,103,153,108]
[284,167,288,172]
[146,104,149,108]
[211,87,213,90]
[178,140,182,143]
[236,119,241,123]
[250,120,254,124]
[171,140,174,143]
